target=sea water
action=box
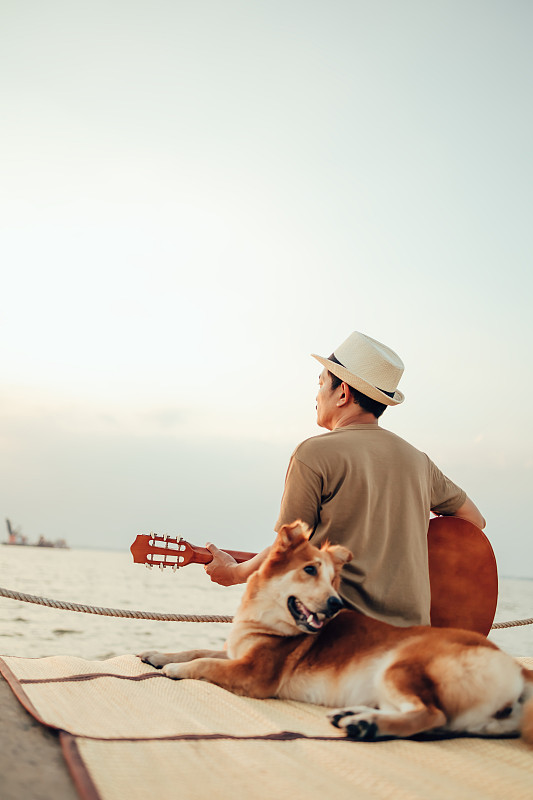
[0,546,532,660]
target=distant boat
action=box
[3,518,69,549]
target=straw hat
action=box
[311,332,405,406]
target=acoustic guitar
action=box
[130,516,498,636]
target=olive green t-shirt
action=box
[275,424,466,627]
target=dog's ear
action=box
[275,520,312,551]
[326,544,353,568]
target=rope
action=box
[0,586,232,623]
[0,585,531,629]
[491,617,533,629]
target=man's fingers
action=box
[201,543,239,585]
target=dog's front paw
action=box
[138,651,170,669]
[161,663,189,680]
[328,707,379,741]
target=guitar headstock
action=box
[130,533,210,570]
[130,534,256,571]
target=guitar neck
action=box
[186,544,257,565]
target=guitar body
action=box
[428,516,498,635]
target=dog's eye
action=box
[303,565,317,576]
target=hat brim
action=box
[311,354,404,406]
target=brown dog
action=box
[140,521,533,742]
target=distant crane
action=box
[4,518,68,548]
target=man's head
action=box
[312,332,404,430]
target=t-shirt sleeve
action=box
[274,453,323,533]
[429,460,467,515]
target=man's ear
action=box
[337,381,352,407]
[275,520,312,550]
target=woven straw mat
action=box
[1,653,532,800]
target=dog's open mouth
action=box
[288,596,326,632]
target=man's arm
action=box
[448,496,486,529]
[203,543,271,586]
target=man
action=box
[205,331,485,627]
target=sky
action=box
[1,1,532,578]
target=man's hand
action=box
[204,543,272,586]
[204,543,241,586]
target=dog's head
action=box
[246,521,352,636]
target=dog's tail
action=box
[520,668,533,745]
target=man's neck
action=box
[332,407,378,429]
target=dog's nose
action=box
[326,596,344,616]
